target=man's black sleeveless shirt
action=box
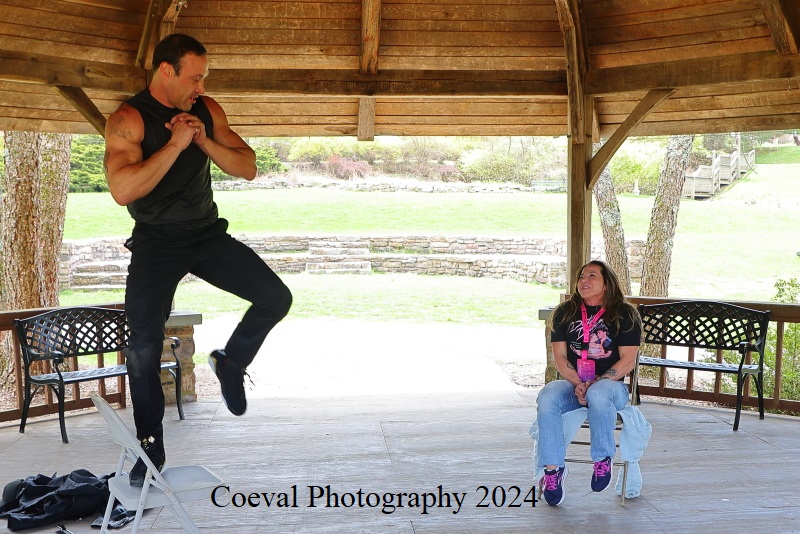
[125,90,217,227]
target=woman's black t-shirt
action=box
[550,304,641,377]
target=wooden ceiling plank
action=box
[586,50,800,94]
[361,0,381,74]
[760,0,800,55]
[357,97,376,140]
[589,88,675,188]
[55,85,107,135]
[381,4,558,21]
[588,9,767,45]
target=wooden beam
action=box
[161,0,187,40]
[206,69,567,97]
[0,51,146,94]
[567,133,592,283]
[588,88,675,188]
[137,0,186,70]
[357,97,375,140]
[137,0,162,69]
[54,86,106,136]
[361,0,381,74]
[587,51,800,95]
[760,0,800,55]
[554,0,588,143]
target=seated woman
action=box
[536,260,641,506]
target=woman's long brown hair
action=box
[547,260,640,332]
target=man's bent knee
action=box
[124,345,163,379]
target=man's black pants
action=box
[123,219,292,441]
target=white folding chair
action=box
[91,395,223,533]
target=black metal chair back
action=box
[15,307,129,362]
[639,300,769,355]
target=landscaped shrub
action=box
[288,138,341,168]
[326,155,372,179]
[255,144,287,175]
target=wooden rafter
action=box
[161,0,187,40]
[360,0,381,75]
[588,89,676,189]
[205,69,567,96]
[358,0,380,141]
[554,0,588,143]
[137,0,162,68]
[0,51,145,94]
[54,86,107,136]
[761,0,800,55]
[137,0,187,70]
[587,51,800,95]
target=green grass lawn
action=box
[60,273,562,327]
[61,162,800,320]
[755,146,800,164]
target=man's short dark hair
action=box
[152,33,207,75]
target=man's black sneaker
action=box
[209,350,247,416]
[129,436,166,487]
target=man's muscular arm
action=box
[104,103,196,206]
[184,96,256,181]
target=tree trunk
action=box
[0,131,71,387]
[639,134,694,298]
[593,141,631,294]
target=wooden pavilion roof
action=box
[0,0,799,140]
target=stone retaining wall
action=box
[60,235,645,290]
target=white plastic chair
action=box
[91,395,223,533]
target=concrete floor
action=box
[2,319,799,533]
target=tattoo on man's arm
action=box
[601,369,619,380]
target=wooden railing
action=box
[0,303,125,424]
[540,296,800,413]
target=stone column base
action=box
[161,311,202,404]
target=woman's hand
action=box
[575,380,594,405]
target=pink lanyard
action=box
[580,304,605,360]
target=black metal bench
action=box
[637,300,770,431]
[14,306,184,443]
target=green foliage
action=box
[717,277,800,410]
[460,149,524,184]
[254,144,286,175]
[765,278,800,407]
[69,135,107,192]
[458,137,566,186]
[209,141,290,181]
[608,139,665,195]
[288,138,347,166]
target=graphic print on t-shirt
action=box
[567,317,614,361]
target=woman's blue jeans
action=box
[535,379,629,468]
